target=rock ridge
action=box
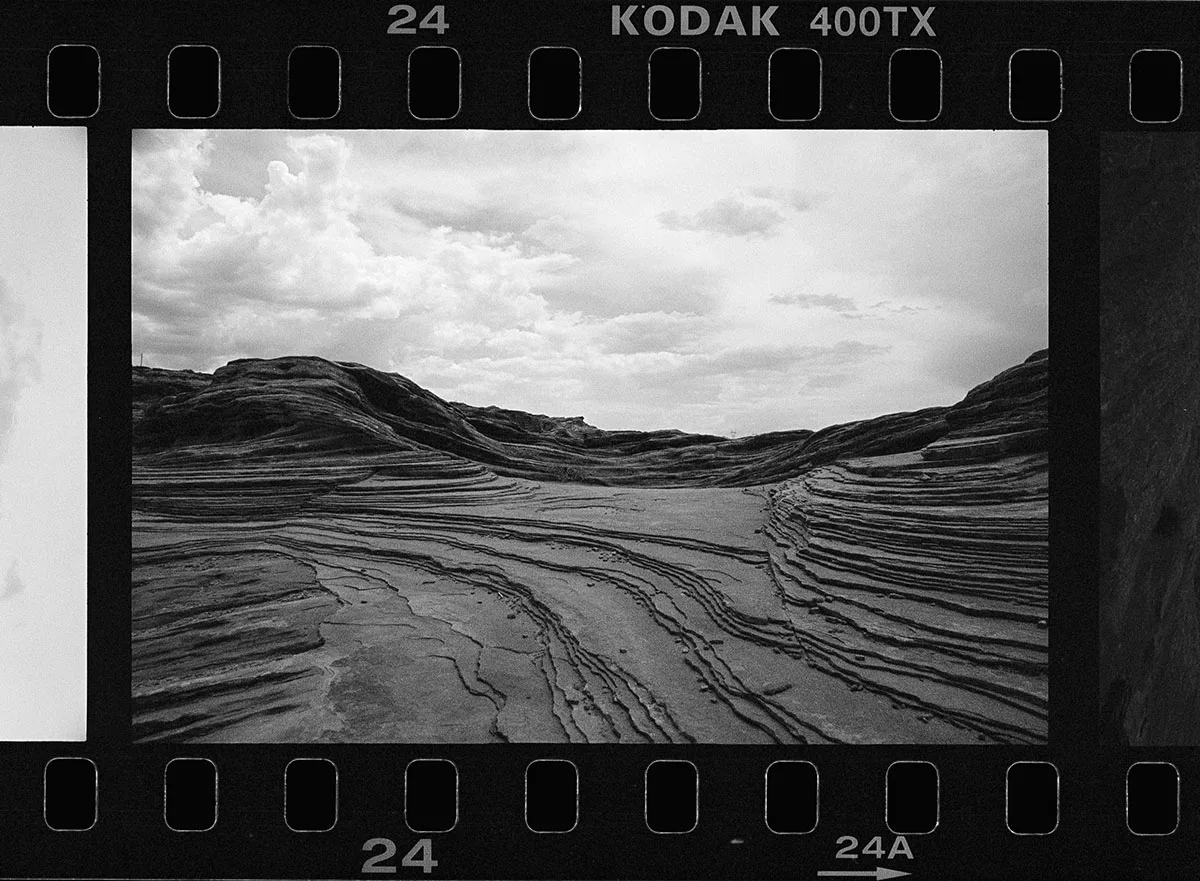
[134,350,1046,488]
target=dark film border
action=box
[0,1,1193,879]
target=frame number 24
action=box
[362,838,437,874]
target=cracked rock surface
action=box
[133,352,1047,743]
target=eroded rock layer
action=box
[767,449,1047,743]
[132,352,1047,743]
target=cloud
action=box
[769,292,859,313]
[659,196,785,238]
[747,186,824,212]
[538,258,723,319]
[705,340,888,374]
[0,277,43,460]
[132,132,577,373]
[870,300,926,316]
[658,186,822,238]
[769,292,930,323]
[131,130,212,241]
[2,559,23,600]
[592,311,710,356]
[132,130,1047,435]
[803,373,852,390]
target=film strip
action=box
[0,1,1194,879]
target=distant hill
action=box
[132,350,1047,487]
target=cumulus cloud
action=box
[131,130,211,241]
[132,132,577,373]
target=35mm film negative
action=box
[0,1,1194,879]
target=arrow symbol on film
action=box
[817,868,911,880]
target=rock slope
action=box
[132,351,1047,743]
[134,356,954,486]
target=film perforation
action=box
[527,47,583,121]
[287,45,342,120]
[1007,48,1063,124]
[46,43,101,119]
[1128,49,1182,124]
[1003,760,1059,836]
[166,45,222,121]
[163,756,220,832]
[407,46,463,121]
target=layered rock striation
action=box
[133,350,1047,743]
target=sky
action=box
[132,130,1047,436]
[0,128,88,740]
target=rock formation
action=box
[132,350,1047,743]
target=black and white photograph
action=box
[0,127,88,741]
[131,129,1048,744]
[1100,132,1200,746]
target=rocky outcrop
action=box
[132,351,1047,743]
[134,354,1040,488]
[764,350,1047,743]
[1100,133,1200,745]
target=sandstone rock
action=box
[132,353,1039,489]
[764,351,1049,744]
[131,351,1047,744]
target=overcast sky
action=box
[132,130,1046,435]
[0,128,87,740]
